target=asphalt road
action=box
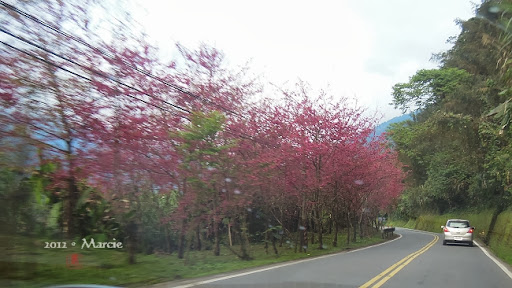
[159,228,512,288]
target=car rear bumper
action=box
[443,233,473,242]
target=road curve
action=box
[158,228,512,288]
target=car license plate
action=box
[454,237,462,241]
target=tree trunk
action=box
[177,233,186,259]
[299,220,305,252]
[310,214,315,245]
[346,212,350,245]
[126,221,137,264]
[317,207,323,249]
[165,225,172,253]
[228,222,233,247]
[279,208,285,247]
[485,201,506,245]
[213,220,220,256]
[272,234,278,255]
[484,186,508,245]
[264,228,269,254]
[62,137,78,239]
[300,194,307,253]
[294,209,299,253]
[359,213,364,239]
[65,171,79,238]
[328,215,333,234]
[196,225,202,251]
[177,221,186,259]
[332,220,338,247]
[178,176,187,259]
[353,216,357,243]
[49,67,79,239]
[239,215,250,260]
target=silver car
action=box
[441,219,475,246]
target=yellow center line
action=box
[359,235,439,288]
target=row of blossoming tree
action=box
[0,0,404,263]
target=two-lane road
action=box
[157,228,512,288]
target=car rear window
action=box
[447,221,469,228]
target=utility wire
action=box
[0,0,245,119]
[0,36,264,145]
[0,39,189,121]
[0,27,192,115]
[0,3,266,146]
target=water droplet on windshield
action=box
[489,6,501,13]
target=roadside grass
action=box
[489,210,512,265]
[388,209,512,266]
[386,219,415,229]
[1,231,392,288]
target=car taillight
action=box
[444,227,449,232]
[468,228,473,233]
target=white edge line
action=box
[474,240,512,280]
[397,227,512,281]
[171,234,403,288]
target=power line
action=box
[0,2,268,146]
[0,27,192,115]
[0,0,246,119]
[0,39,189,120]
[0,35,265,146]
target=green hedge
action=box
[413,211,494,241]
[489,210,512,264]
[389,209,512,265]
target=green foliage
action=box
[175,110,233,198]
[388,110,480,217]
[75,185,120,240]
[437,16,502,77]
[47,202,61,231]
[0,156,57,236]
[488,209,512,264]
[389,0,512,218]
[0,166,24,234]
[179,111,226,141]
[392,68,472,113]
[487,98,512,132]
[390,208,512,266]
[175,111,233,174]
[137,191,178,254]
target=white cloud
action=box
[132,0,475,122]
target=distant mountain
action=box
[374,114,412,136]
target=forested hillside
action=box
[388,0,512,239]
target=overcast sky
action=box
[131,0,476,122]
